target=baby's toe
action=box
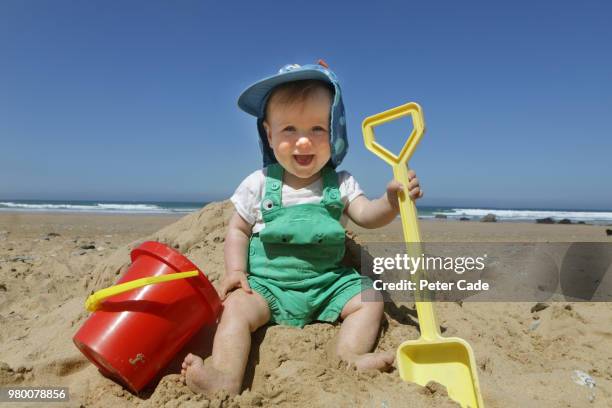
[382,351,395,365]
[183,353,197,366]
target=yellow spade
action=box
[362,103,484,407]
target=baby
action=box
[182,61,423,395]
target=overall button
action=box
[271,182,280,191]
[249,246,255,256]
[262,199,274,210]
[329,191,339,200]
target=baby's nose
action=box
[295,135,313,149]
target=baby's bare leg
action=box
[182,290,270,395]
[336,289,394,371]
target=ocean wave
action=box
[0,201,198,214]
[434,208,612,222]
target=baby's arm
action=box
[219,211,253,299]
[346,170,422,229]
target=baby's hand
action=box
[386,170,423,210]
[219,271,252,300]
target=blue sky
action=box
[1,0,610,209]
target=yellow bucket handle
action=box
[85,270,199,312]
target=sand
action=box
[1,203,611,407]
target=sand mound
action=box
[1,202,610,407]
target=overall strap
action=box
[261,163,284,219]
[321,166,345,220]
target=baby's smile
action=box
[293,154,315,166]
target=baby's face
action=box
[263,87,332,181]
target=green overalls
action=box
[247,164,372,328]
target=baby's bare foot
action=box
[181,353,241,395]
[351,351,395,372]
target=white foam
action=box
[0,201,189,214]
[434,208,612,222]
[96,203,161,211]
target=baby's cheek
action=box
[318,140,332,156]
[276,141,293,152]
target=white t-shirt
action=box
[231,168,364,233]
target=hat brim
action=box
[237,69,333,117]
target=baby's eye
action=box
[282,126,296,133]
[312,126,328,133]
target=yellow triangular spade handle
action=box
[362,102,440,340]
[85,270,199,312]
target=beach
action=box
[1,203,611,407]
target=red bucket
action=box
[73,241,221,392]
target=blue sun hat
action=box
[237,60,348,168]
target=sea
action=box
[1,200,612,224]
